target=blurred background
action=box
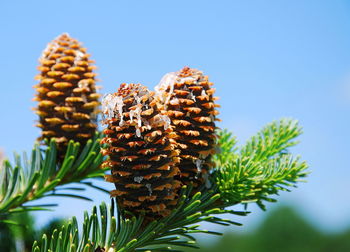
[1,0,350,251]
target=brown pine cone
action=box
[155,67,220,189]
[33,33,100,160]
[101,83,181,219]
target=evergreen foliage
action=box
[215,119,308,209]
[0,132,106,218]
[26,119,307,251]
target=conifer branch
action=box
[240,118,302,162]
[216,119,308,209]
[0,132,106,217]
[215,154,308,209]
[32,189,247,252]
[32,119,308,251]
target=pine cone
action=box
[33,33,100,160]
[101,83,180,218]
[155,67,220,188]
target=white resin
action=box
[78,79,90,89]
[178,76,195,84]
[74,50,85,65]
[134,176,144,183]
[40,41,59,61]
[158,115,171,130]
[145,183,152,196]
[102,94,114,118]
[132,95,143,137]
[101,94,124,121]
[188,92,196,101]
[115,96,124,126]
[169,98,179,106]
[136,128,141,137]
[155,72,177,105]
[152,114,171,130]
[195,159,204,173]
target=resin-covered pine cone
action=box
[155,67,220,188]
[101,83,181,218]
[33,33,100,160]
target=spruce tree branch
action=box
[215,155,308,209]
[0,132,107,217]
[240,118,302,162]
[32,189,248,252]
[216,119,308,209]
[31,119,308,252]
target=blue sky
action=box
[1,0,350,233]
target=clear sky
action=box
[1,0,350,233]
